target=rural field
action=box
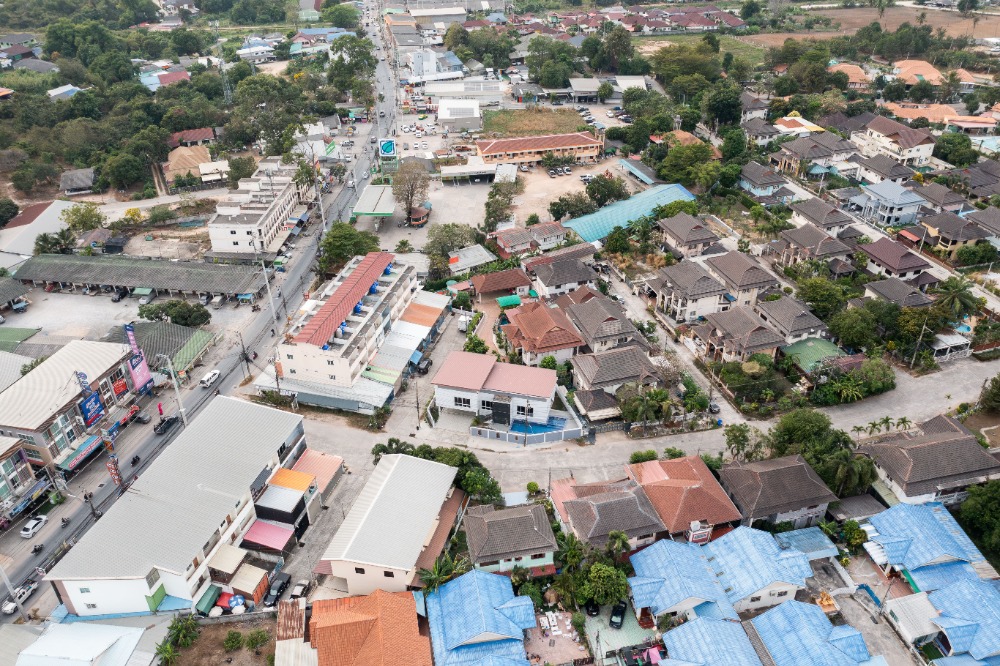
[482,108,588,136]
[636,33,767,65]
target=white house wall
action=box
[327,559,412,595]
[733,581,798,613]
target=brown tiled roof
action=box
[698,306,784,355]
[309,590,432,666]
[626,457,742,533]
[780,224,851,258]
[570,345,658,389]
[791,198,853,230]
[4,201,50,230]
[706,251,777,291]
[412,488,466,580]
[522,243,595,272]
[719,455,837,520]
[921,211,987,243]
[493,227,535,251]
[464,504,558,563]
[501,301,583,353]
[470,267,532,294]
[865,115,935,149]
[859,155,915,181]
[475,132,602,157]
[168,127,215,148]
[559,478,666,546]
[860,237,931,273]
[657,212,719,247]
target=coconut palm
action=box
[895,416,912,431]
[606,530,631,560]
[934,276,980,319]
[831,449,878,497]
[879,416,894,432]
[33,233,60,255]
[632,391,659,430]
[851,425,866,441]
[867,420,881,436]
[370,437,415,464]
[557,532,586,573]
[418,552,471,593]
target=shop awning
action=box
[57,435,103,472]
[410,349,422,364]
[133,287,153,296]
[196,585,222,614]
[237,293,254,302]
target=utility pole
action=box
[0,562,29,622]
[237,331,253,378]
[212,21,233,107]
[156,354,188,426]
[909,316,930,369]
[414,379,421,430]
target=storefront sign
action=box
[62,435,102,472]
[75,371,93,396]
[9,478,50,518]
[79,391,105,427]
[107,456,122,487]
[113,378,128,397]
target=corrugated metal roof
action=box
[270,468,315,493]
[243,519,295,551]
[704,527,812,605]
[230,563,268,595]
[292,449,343,493]
[0,340,130,431]
[563,184,695,242]
[257,484,304,513]
[208,543,247,575]
[320,454,456,570]
[750,600,877,666]
[47,398,302,580]
[662,617,762,666]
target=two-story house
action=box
[651,262,728,324]
[657,212,720,258]
[720,455,838,528]
[775,223,852,269]
[533,259,597,297]
[551,477,665,550]
[741,118,781,147]
[693,306,785,362]
[857,154,915,185]
[754,296,828,344]
[860,237,932,279]
[565,293,647,352]
[500,300,584,365]
[529,221,568,250]
[464,504,558,576]
[740,91,769,122]
[852,116,935,167]
[790,198,854,235]
[918,211,989,260]
[705,251,780,306]
[850,180,927,228]
[770,132,859,178]
[739,162,794,206]
[906,182,968,215]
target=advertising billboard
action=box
[78,391,105,427]
[124,324,154,394]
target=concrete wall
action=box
[327,559,412,595]
[733,582,798,613]
[474,551,554,574]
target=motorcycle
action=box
[31,544,44,555]
[131,455,140,467]
[251,304,261,312]
[61,517,70,528]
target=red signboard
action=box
[113,378,128,397]
[107,458,122,487]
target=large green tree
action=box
[317,223,380,275]
[580,563,628,605]
[960,481,1000,559]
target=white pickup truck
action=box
[2,580,38,615]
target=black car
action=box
[609,600,627,629]
[585,599,600,617]
[416,358,433,375]
[153,415,179,435]
[263,572,291,607]
[709,402,721,414]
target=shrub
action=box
[662,447,685,459]
[245,629,269,651]
[571,612,587,637]
[526,481,540,494]
[223,631,244,652]
[629,449,657,464]
[519,581,544,608]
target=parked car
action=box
[709,402,721,414]
[153,415,180,435]
[19,516,47,539]
[563,166,572,175]
[2,581,37,615]
[199,370,221,388]
[289,579,310,600]
[264,572,292,607]
[609,601,627,629]
[416,358,433,375]
[585,599,600,617]
[135,411,152,424]
[519,165,529,172]
[548,170,556,178]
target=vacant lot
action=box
[636,33,767,66]
[511,160,641,223]
[482,108,588,137]
[177,618,276,666]
[742,6,1000,47]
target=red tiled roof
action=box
[470,267,532,294]
[293,449,344,493]
[476,132,602,157]
[168,127,215,148]
[4,201,51,230]
[626,457,742,534]
[309,590,432,666]
[158,70,191,86]
[295,252,394,346]
[501,301,584,353]
[430,350,558,399]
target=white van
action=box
[211,295,224,310]
[457,315,470,333]
[199,370,221,388]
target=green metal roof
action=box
[496,295,521,308]
[196,584,221,614]
[0,327,39,353]
[781,337,844,373]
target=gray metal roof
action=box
[13,254,264,294]
[0,340,130,431]
[0,349,31,393]
[47,397,303,580]
[0,276,29,305]
[320,454,457,570]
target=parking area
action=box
[584,600,655,661]
[512,159,642,224]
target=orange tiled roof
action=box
[626,457,742,533]
[501,301,584,353]
[270,467,315,493]
[893,59,943,85]
[828,63,870,85]
[663,130,722,159]
[475,132,602,156]
[309,590,432,666]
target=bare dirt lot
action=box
[741,6,1000,47]
[176,619,276,666]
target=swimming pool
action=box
[955,324,972,334]
[510,416,567,434]
[973,136,1000,154]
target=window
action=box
[383,571,395,578]
[750,596,761,602]
[776,590,788,597]
[286,354,294,360]
[230,230,237,235]
[480,560,500,567]
[531,553,546,560]
[516,405,534,417]
[79,587,91,594]
[355,567,366,574]
[85,603,98,609]
[454,397,471,408]
[481,400,493,410]
[145,568,160,588]
[327,360,335,365]
[233,241,239,246]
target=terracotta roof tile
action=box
[475,132,602,157]
[501,300,583,353]
[626,457,742,533]
[470,267,532,294]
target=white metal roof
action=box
[230,563,268,595]
[0,350,32,393]
[16,624,144,666]
[0,340,130,431]
[320,454,457,570]
[208,543,247,575]
[352,184,396,217]
[47,397,302,580]
[256,483,303,513]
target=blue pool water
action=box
[510,416,567,434]
[955,324,972,334]
[974,136,1000,154]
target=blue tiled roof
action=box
[704,527,812,605]
[426,570,534,666]
[933,656,989,666]
[751,600,877,666]
[909,560,979,594]
[929,578,1000,661]
[562,184,696,242]
[661,617,762,666]
[774,527,839,560]
[628,539,737,620]
[868,503,987,586]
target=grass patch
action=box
[920,643,944,661]
[635,33,766,67]
[482,108,588,137]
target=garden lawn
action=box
[635,34,766,67]
[482,109,588,137]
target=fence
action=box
[469,425,586,445]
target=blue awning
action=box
[158,595,193,611]
[410,349,422,364]
[297,209,310,222]
[289,226,301,235]
[57,435,103,472]
[724,293,737,302]
[237,293,254,302]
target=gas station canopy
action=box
[352,184,396,217]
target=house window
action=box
[79,587,91,594]
[327,360,335,365]
[776,590,788,597]
[516,405,534,417]
[145,568,160,588]
[355,567,366,574]
[85,603,98,609]
[750,596,761,602]
[233,241,239,246]
[531,553,546,560]
[480,560,500,567]
[384,571,395,578]
[230,230,237,235]
[481,400,493,410]
[454,397,471,408]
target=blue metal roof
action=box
[661,617,762,666]
[774,527,839,560]
[425,570,534,666]
[933,656,989,666]
[868,503,988,589]
[628,539,737,620]
[562,184,695,242]
[703,527,812,605]
[929,578,1000,661]
[751,600,878,666]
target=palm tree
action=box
[33,233,59,255]
[917,10,927,25]
[851,425,867,441]
[832,449,877,497]
[509,564,530,588]
[895,416,912,431]
[155,641,180,666]
[606,530,631,560]
[867,420,881,436]
[418,552,471,593]
[934,276,980,318]
[370,437,414,464]
[879,416,894,432]
[632,391,658,430]
[834,376,864,403]
[53,228,76,254]
[557,532,586,573]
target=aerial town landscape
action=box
[7,0,1000,663]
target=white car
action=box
[420,141,428,149]
[20,515,47,539]
[2,582,37,615]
